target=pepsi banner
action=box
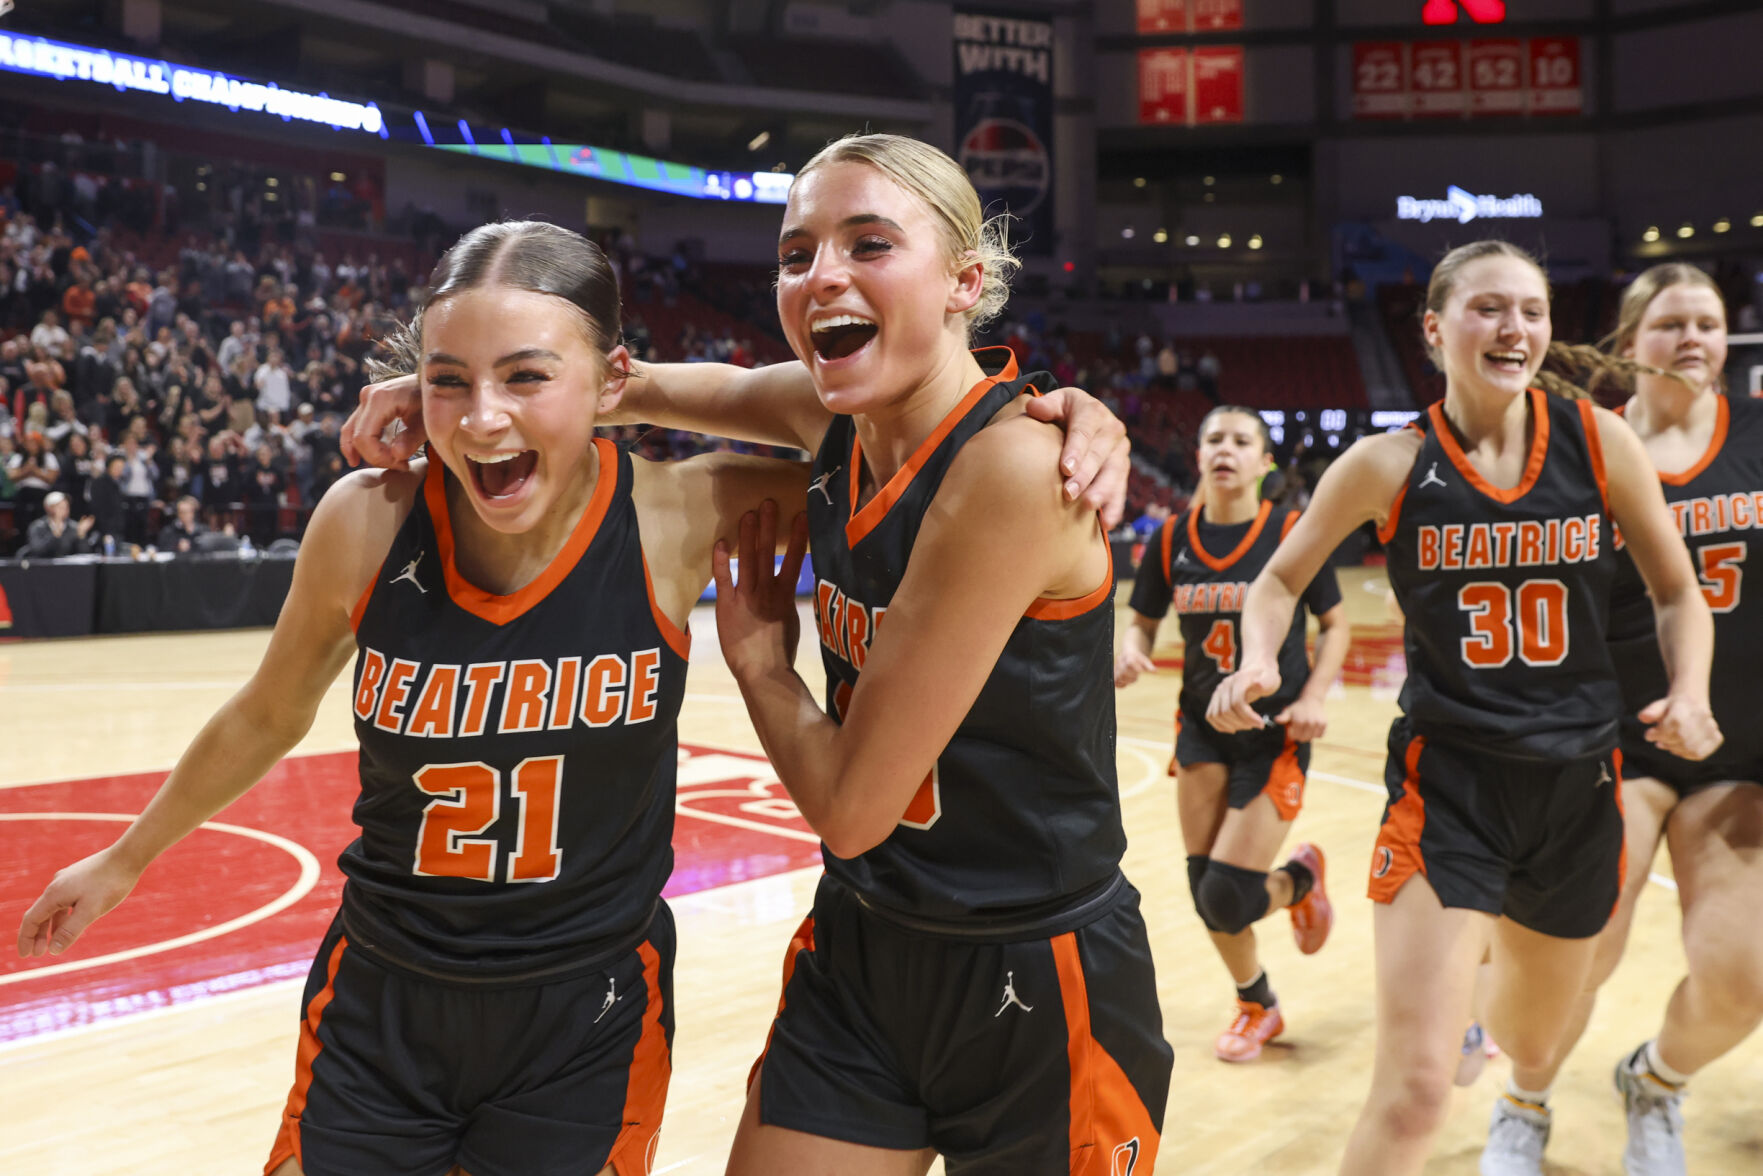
[953,10,1055,255]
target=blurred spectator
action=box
[56,432,97,517]
[23,491,94,558]
[242,443,285,544]
[88,452,127,546]
[156,495,207,554]
[9,431,59,529]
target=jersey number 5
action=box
[1201,619,1237,673]
[1458,579,1569,668]
[1697,543,1745,613]
[412,757,564,883]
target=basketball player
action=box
[706,134,1170,1175]
[1207,240,1720,1176]
[1479,265,1763,1176]
[15,222,818,1176]
[1115,405,1349,1063]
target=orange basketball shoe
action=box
[1215,999,1285,1063]
[1286,842,1333,955]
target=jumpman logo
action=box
[1597,762,1613,787]
[994,971,1034,1017]
[389,552,428,593]
[809,466,840,505]
[1420,462,1448,490]
[1173,548,1190,566]
[594,977,620,1024]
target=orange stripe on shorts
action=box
[1051,932,1161,1175]
[264,934,349,1176]
[608,939,673,1176]
[1368,736,1428,905]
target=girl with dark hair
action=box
[1478,264,1763,1176]
[1116,404,1350,1065]
[1208,240,1720,1175]
[19,219,1128,1176]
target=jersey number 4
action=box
[411,757,564,883]
[1458,579,1569,668]
[1201,619,1237,673]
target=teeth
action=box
[466,451,522,464]
[1488,352,1525,363]
[811,314,876,334]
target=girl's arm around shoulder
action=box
[631,451,811,628]
[611,360,830,453]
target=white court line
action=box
[0,976,306,1058]
[1,814,321,986]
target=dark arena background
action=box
[1,2,1761,1174]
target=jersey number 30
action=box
[411,757,564,883]
[1458,579,1569,668]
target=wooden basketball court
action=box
[3,566,1758,1174]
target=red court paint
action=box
[1,743,820,1044]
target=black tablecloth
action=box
[95,554,297,634]
[0,559,99,638]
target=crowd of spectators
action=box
[0,187,803,560]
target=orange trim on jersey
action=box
[1655,394,1729,488]
[1187,499,1273,572]
[748,912,817,1094]
[1576,398,1612,515]
[1026,521,1115,620]
[845,352,1020,547]
[607,938,673,1176]
[429,436,619,626]
[641,552,692,661]
[1368,735,1428,905]
[1428,387,1550,504]
[1377,481,1409,545]
[348,556,386,633]
[1263,735,1306,822]
[1279,509,1301,541]
[265,934,349,1176]
[1159,514,1178,581]
[1050,932,1163,1175]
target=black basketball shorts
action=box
[751,873,1172,1175]
[1172,709,1310,822]
[1369,717,1625,940]
[266,903,675,1176]
[1619,710,1763,799]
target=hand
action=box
[17,847,142,958]
[1638,695,1723,762]
[1206,663,1281,733]
[76,515,95,537]
[341,374,424,469]
[1024,387,1131,529]
[1274,695,1328,742]
[1114,645,1158,688]
[712,500,809,680]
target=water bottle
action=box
[103,534,115,558]
[239,534,255,559]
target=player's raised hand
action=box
[1024,387,1131,528]
[17,848,142,959]
[342,374,426,469]
[1207,662,1280,733]
[713,499,809,679]
[1638,695,1722,762]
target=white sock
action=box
[1505,1078,1550,1108]
[1642,1039,1691,1086]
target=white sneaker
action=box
[1615,1046,1687,1176]
[1480,1094,1550,1176]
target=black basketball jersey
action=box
[1129,501,1342,720]
[1608,395,1763,733]
[804,348,1126,934]
[1381,388,1619,759]
[341,439,688,981]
